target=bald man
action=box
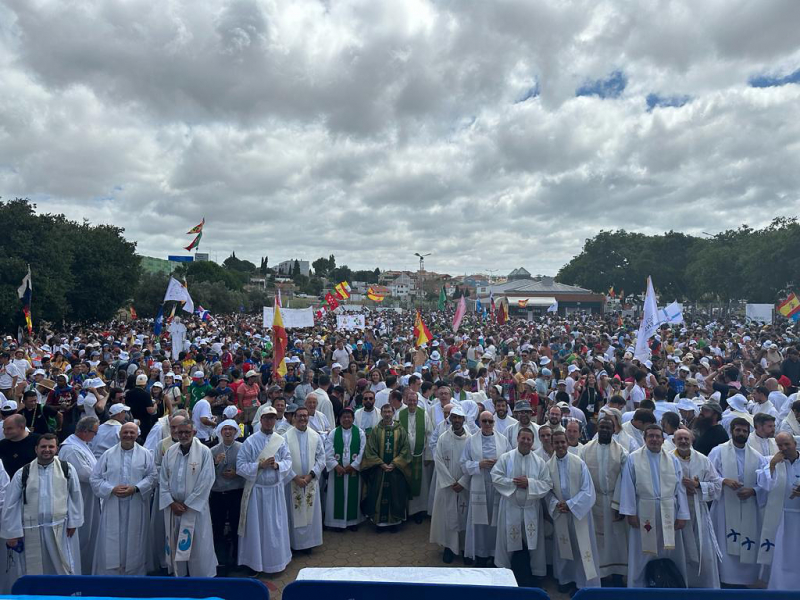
[758,432,800,589]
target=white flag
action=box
[633,276,659,362]
[163,277,195,314]
[547,300,558,313]
[658,301,684,325]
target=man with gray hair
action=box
[59,416,101,574]
[91,422,157,575]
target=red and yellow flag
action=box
[497,297,509,325]
[272,298,288,378]
[778,293,800,321]
[517,298,529,308]
[185,232,202,251]
[413,310,433,347]
[367,286,384,302]
[324,292,340,310]
[187,218,205,234]
[334,281,351,300]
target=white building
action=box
[276,259,310,277]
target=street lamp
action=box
[414,252,431,307]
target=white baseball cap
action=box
[109,404,130,416]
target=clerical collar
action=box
[556,454,569,461]
[37,461,54,468]
[180,444,191,455]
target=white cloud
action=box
[1,0,799,277]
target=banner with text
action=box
[263,307,315,329]
[337,314,366,330]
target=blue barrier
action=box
[284,580,547,600]
[12,575,269,600]
[574,589,800,600]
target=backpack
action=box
[644,557,686,588]
[21,460,71,504]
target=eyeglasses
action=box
[480,420,494,424]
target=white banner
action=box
[337,314,366,330]
[745,304,773,324]
[262,307,315,329]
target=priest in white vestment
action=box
[708,417,769,586]
[0,461,18,594]
[463,410,510,566]
[672,428,722,588]
[59,417,101,574]
[546,430,600,592]
[757,433,800,590]
[748,413,778,457]
[324,407,365,530]
[581,417,628,584]
[619,424,690,588]
[1,434,84,575]
[491,426,552,583]
[159,420,217,577]
[168,317,187,361]
[493,398,517,437]
[430,406,470,562]
[284,406,325,551]
[237,407,293,575]
[304,394,331,438]
[91,422,157,575]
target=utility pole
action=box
[414,252,431,308]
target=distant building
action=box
[276,259,310,277]
[478,269,605,316]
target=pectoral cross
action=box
[189,461,198,474]
[459,499,467,514]
[443,454,451,468]
[384,437,392,453]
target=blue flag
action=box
[154,304,164,336]
[475,298,482,313]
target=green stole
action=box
[333,426,361,521]
[379,425,396,523]
[399,408,425,496]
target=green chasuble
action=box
[332,426,361,521]
[398,407,426,497]
[360,421,412,525]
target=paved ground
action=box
[230,518,566,600]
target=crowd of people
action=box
[0,306,799,594]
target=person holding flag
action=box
[17,265,32,335]
[272,297,288,381]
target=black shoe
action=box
[414,513,424,524]
[348,525,359,532]
[443,548,455,564]
[558,583,571,594]
[463,556,474,566]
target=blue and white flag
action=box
[154,304,165,336]
[547,300,559,313]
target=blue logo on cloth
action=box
[178,528,192,552]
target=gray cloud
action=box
[1,0,799,277]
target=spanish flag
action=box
[334,281,351,300]
[367,287,384,302]
[778,293,800,321]
[413,310,432,347]
[272,298,288,378]
[518,298,529,308]
[608,286,616,298]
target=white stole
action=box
[549,453,597,580]
[237,432,284,536]
[785,410,800,435]
[22,460,71,575]
[286,427,320,528]
[583,439,623,546]
[633,448,676,555]
[163,438,203,570]
[504,452,540,552]
[757,460,787,566]
[468,433,507,525]
[721,442,759,563]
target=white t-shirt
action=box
[0,363,23,389]
[192,399,215,440]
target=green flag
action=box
[438,286,447,310]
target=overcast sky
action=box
[2,0,800,276]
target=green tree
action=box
[133,272,171,318]
[185,261,246,290]
[223,252,257,274]
[0,198,139,329]
[292,259,301,277]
